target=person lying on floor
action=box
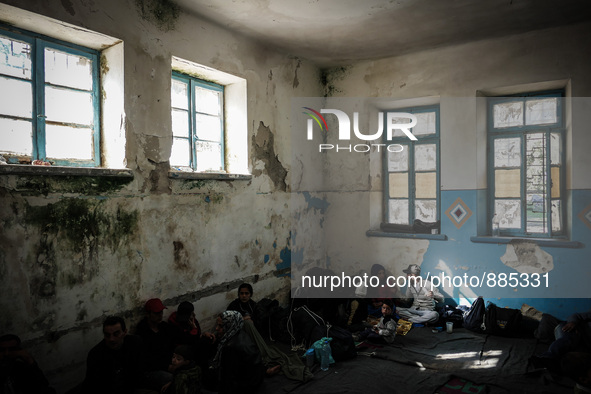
[530,309,591,372]
[355,299,397,344]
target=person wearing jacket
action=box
[396,264,444,324]
[204,310,265,394]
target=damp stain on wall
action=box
[134,0,180,32]
[252,122,288,192]
[14,175,131,196]
[23,198,140,289]
[320,66,350,97]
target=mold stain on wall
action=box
[134,0,179,32]
[23,198,140,288]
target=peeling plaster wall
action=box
[314,23,591,317]
[0,0,324,392]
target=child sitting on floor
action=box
[162,345,201,394]
[356,299,397,344]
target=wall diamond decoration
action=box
[578,203,591,231]
[445,197,473,229]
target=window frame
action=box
[0,23,100,167]
[382,105,441,231]
[171,71,225,173]
[487,90,565,238]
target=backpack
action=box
[439,305,465,328]
[287,305,325,348]
[481,303,522,337]
[310,324,356,362]
[463,297,485,332]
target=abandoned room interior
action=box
[1,0,591,393]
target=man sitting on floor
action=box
[396,264,443,325]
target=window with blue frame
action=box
[0,25,100,167]
[487,91,565,237]
[171,72,225,172]
[383,106,440,230]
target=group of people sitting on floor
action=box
[3,265,591,394]
[346,263,445,344]
[79,282,283,394]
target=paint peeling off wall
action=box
[500,241,554,274]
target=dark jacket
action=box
[82,335,144,394]
[168,312,202,348]
[227,299,258,321]
[218,329,264,394]
[0,359,56,394]
[135,318,175,372]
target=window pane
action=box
[45,124,93,160]
[495,169,520,198]
[0,35,32,79]
[415,200,437,222]
[0,117,32,155]
[525,98,557,125]
[412,111,436,135]
[550,133,561,165]
[387,144,408,172]
[171,79,188,110]
[494,137,520,168]
[195,141,222,172]
[45,48,92,90]
[495,199,521,229]
[45,86,93,125]
[389,172,408,198]
[525,133,547,221]
[551,166,560,198]
[170,137,190,167]
[195,86,221,116]
[388,199,408,224]
[415,144,436,171]
[551,200,562,233]
[172,109,189,137]
[493,101,523,128]
[526,192,547,234]
[195,113,222,142]
[390,114,413,138]
[0,76,32,118]
[415,172,436,199]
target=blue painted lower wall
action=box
[422,189,591,319]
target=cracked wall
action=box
[0,1,323,392]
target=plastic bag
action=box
[312,337,335,364]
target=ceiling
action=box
[174,0,591,67]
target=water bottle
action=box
[320,340,330,371]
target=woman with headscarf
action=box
[205,310,265,394]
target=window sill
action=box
[366,230,448,241]
[0,164,133,178]
[168,170,252,181]
[470,236,583,248]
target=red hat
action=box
[145,298,167,313]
